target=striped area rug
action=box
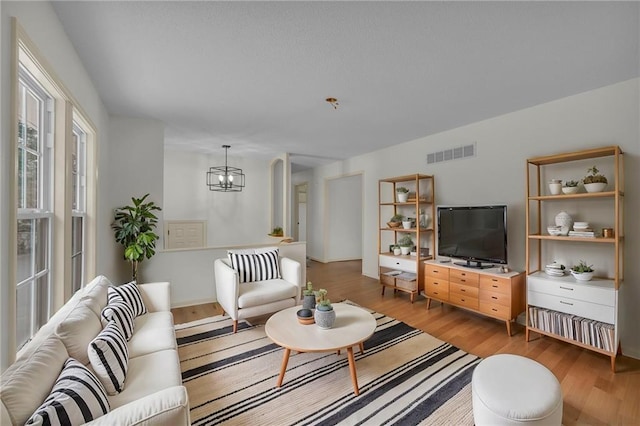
[176,303,479,425]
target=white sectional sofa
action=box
[0,275,190,425]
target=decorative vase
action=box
[397,192,409,203]
[419,213,429,228]
[302,294,316,310]
[554,211,573,236]
[393,247,401,255]
[400,246,411,255]
[548,179,562,195]
[314,307,336,329]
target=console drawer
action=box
[450,269,479,287]
[425,264,450,279]
[479,301,511,319]
[449,293,479,310]
[480,289,511,307]
[425,278,449,300]
[450,282,479,298]
[480,275,512,295]
[527,274,615,307]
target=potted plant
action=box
[392,244,401,255]
[112,194,162,282]
[314,289,336,329]
[387,214,404,228]
[302,281,316,310]
[398,235,413,255]
[583,166,608,193]
[570,260,594,281]
[396,187,409,202]
[562,179,580,194]
[402,217,415,229]
[269,226,284,237]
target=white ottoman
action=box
[472,354,563,425]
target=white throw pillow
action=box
[25,358,110,425]
[101,301,135,340]
[88,321,129,395]
[107,281,147,317]
[55,301,103,365]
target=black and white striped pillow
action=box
[228,249,281,283]
[88,321,129,395]
[26,358,110,425]
[107,281,147,317]
[100,301,135,340]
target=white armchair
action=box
[214,253,302,333]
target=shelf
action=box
[527,234,617,243]
[527,325,615,356]
[379,252,433,262]
[526,145,622,166]
[527,190,622,201]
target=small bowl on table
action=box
[297,308,315,325]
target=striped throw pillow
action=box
[107,282,147,317]
[100,301,135,340]
[228,249,281,283]
[26,358,110,425]
[88,321,129,395]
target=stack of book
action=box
[568,228,597,238]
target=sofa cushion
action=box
[108,350,182,410]
[0,337,69,425]
[128,312,177,358]
[108,282,147,317]
[88,322,129,395]
[55,301,103,365]
[26,358,110,426]
[82,276,112,317]
[228,248,281,283]
[237,278,298,308]
[101,301,135,341]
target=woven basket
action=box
[387,221,401,228]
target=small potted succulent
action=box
[398,235,413,255]
[571,260,594,281]
[402,217,415,230]
[314,289,336,329]
[302,281,316,310]
[562,179,580,194]
[392,244,401,255]
[396,187,409,202]
[269,226,284,237]
[387,214,404,228]
[583,166,608,193]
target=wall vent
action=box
[427,142,476,165]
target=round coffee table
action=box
[265,302,377,395]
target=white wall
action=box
[0,1,111,370]
[325,173,363,262]
[163,150,276,247]
[293,78,640,358]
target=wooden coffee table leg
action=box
[346,347,359,395]
[276,348,291,388]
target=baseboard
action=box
[171,297,217,309]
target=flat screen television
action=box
[437,205,507,269]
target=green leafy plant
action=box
[564,180,580,187]
[112,194,162,281]
[398,235,413,247]
[270,226,283,236]
[303,281,314,296]
[396,187,409,193]
[316,289,333,311]
[571,260,594,273]
[583,166,608,184]
[389,214,404,222]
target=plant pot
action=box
[314,307,336,329]
[400,246,410,255]
[562,186,579,194]
[571,270,594,281]
[393,247,401,255]
[397,192,409,203]
[584,182,607,193]
[302,294,316,310]
[548,181,562,195]
[402,220,413,229]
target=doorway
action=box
[294,183,308,242]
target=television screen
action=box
[437,205,507,268]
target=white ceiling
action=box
[51,1,639,171]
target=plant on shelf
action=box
[314,289,336,329]
[564,180,580,187]
[396,186,410,202]
[398,235,413,255]
[396,187,409,194]
[269,226,284,237]
[570,260,595,282]
[387,214,404,228]
[112,194,162,282]
[583,166,607,184]
[302,281,316,310]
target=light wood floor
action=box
[172,260,640,425]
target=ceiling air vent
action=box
[427,142,476,165]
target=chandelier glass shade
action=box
[206,145,245,192]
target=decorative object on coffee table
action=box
[314,289,335,329]
[296,308,314,325]
[302,281,316,310]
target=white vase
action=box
[419,214,429,228]
[584,182,607,193]
[555,211,573,236]
[393,247,401,255]
[400,246,410,255]
[402,220,412,229]
[397,192,408,202]
[548,180,562,195]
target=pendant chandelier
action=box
[206,145,245,192]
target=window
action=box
[16,66,54,349]
[71,121,87,293]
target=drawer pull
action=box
[491,296,498,300]
[492,278,498,282]
[559,286,574,291]
[492,285,498,288]
[492,308,498,312]
[560,300,573,306]
[461,289,466,292]
[461,298,466,302]
[461,279,466,282]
